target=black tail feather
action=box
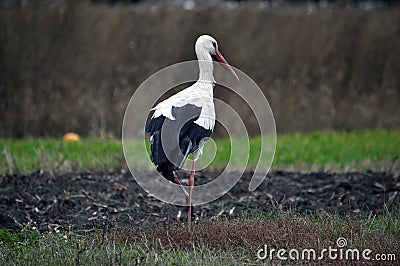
[156,163,175,183]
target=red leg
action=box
[188,160,195,232]
[173,171,189,201]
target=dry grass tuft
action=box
[116,213,400,260]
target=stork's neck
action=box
[196,48,215,83]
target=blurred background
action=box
[1,0,399,138]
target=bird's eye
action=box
[212,42,217,50]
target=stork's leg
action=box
[188,160,196,232]
[173,171,189,201]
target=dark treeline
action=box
[88,0,400,6]
[0,1,399,137]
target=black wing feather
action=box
[145,104,212,177]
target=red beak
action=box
[214,50,240,81]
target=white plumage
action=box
[151,82,215,130]
[151,35,219,131]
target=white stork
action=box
[145,35,239,231]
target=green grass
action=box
[273,130,400,171]
[0,130,399,174]
[1,210,399,265]
[0,138,124,174]
[0,230,241,265]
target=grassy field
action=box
[1,130,399,265]
[1,210,399,265]
[1,130,399,174]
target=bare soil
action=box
[1,170,399,232]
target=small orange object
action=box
[62,132,80,142]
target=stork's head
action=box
[195,35,239,81]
